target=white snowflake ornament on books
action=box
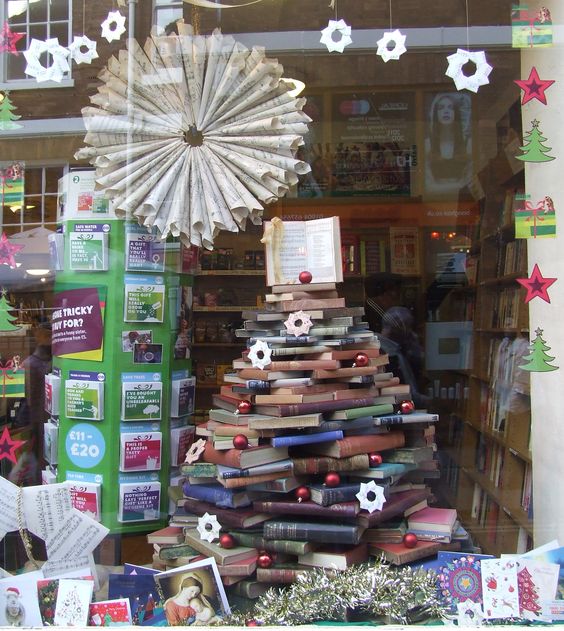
[356,480,386,513]
[197,512,221,543]
[101,10,126,43]
[445,48,493,93]
[320,19,352,53]
[284,310,313,337]
[376,29,407,62]
[68,35,99,65]
[23,38,70,83]
[184,438,206,464]
[247,339,272,370]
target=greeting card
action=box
[517,558,559,620]
[121,380,163,422]
[118,481,161,523]
[65,379,104,421]
[89,599,132,626]
[120,432,162,472]
[0,571,44,627]
[54,578,94,626]
[69,231,109,271]
[481,558,520,619]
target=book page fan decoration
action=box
[356,480,386,513]
[75,23,311,249]
[197,512,222,542]
[445,49,492,92]
[23,38,70,83]
[247,339,272,370]
[68,36,99,65]
[320,19,352,53]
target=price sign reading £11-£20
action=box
[65,423,106,468]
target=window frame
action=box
[0,0,73,89]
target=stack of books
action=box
[167,281,454,587]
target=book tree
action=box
[164,217,461,623]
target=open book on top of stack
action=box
[165,218,464,591]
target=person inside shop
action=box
[364,272,403,333]
[378,306,431,409]
[12,321,52,484]
[425,92,472,193]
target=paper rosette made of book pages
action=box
[75,23,312,248]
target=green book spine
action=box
[232,531,313,555]
[159,543,199,560]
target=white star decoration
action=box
[445,48,493,93]
[376,29,407,62]
[23,38,70,83]
[68,35,99,65]
[284,310,313,337]
[247,339,272,370]
[320,19,352,53]
[184,438,207,464]
[356,480,386,513]
[101,10,126,43]
[197,512,221,543]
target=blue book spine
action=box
[272,430,343,448]
[374,413,439,425]
[182,482,250,509]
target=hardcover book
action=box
[298,544,368,570]
[263,519,362,544]
[306,431,405,458]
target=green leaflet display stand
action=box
[54,218,192,534]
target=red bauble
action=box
[257,552,273,569]
[353,352,369,368]
[324,471,341,487]
[295,485,311,502]
[399,400,415,414]
[237,400,252,415]
[299,270,312,284]
[219,533,236,549]
[246,621,260,627]
[233,434,249,450]
[368,452,383,467]
[403,533,418,548]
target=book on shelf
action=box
[263,520,363,545]
[248,413,324,430]
[158,543,199,560]
[298,544,368,570]
[253,500,360,520]
[181,481,253,509]
[271,281,338,294]
[231,579,270,599]
[218,471,292,490]
[216,554,257,577]
[217,460,294,479]
[384,447,434,464]
[306,431,405,458]
[230,531,315,556]
[265,290,339,302]
[184,528,258,565]
[291,453,370,475]
[308,482,369,507]
[356,488,432,528]
[246,476,305,494]
[368,540,441,565]
[263,217,343,286]
[146,526,184,545]
[373,412,439,426]
[181,498,273,529]
[407,507,458,535]
[271,430,343,448]
[360,520,407,544]
[213,436,260,451]
[202,442,289,469]
[250,396,378,418]
[325,403,395,420]
[255,565,314,584]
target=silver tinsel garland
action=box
[222,559,449,626]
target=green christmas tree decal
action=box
[0,289,20,331]
[0,91,22,130]
[516,119,555,163]
[520,327,558,372]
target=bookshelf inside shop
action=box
[437,114,532,555]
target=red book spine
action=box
[337,431,405,457]
[292,454,369,474]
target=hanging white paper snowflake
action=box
[456,601,484,627]
[376,29,407,62]
[247,339,272,370]
[184,438,206,464]
[284,310,313,337]
[197,512,221,543]
[101,10,126,43]
[320,19,352,53]
[23,38,70,83]
[356,480,386,513]
[445,48,492,93]
[68,35,99,65]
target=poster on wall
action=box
[331,93,416,197]
[424,92,472,196]
[390,226,420,275]
[52,286,106,361]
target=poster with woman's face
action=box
[154,558,230,626]
[425,92,472,195]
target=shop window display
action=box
[0,0,563,626]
